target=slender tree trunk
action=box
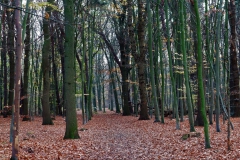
[6,0,15,107]
[165,0,179,129]
[51,23,62,115]
[215,0,224,132]
[147,0,160,122]
[204,0,213,125]
[189,0,204,127]
[105,52,120,113]
[92,84,97,112]
[56,14,65,116]
[11,0,22,157]
[181,0,195,132]
[158,0,165,123]
[193,0,211,149]
[1,10,8,107]
[22,14,31,117]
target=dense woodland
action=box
[0,0,240,159]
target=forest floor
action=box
[0,109,240,159]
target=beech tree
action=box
[11,0,22,158]
[63,0,80,139]
[41,0,54,125]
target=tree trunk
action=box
[22,14,31,116]
[189,0,204,127]
[63,0,80,139]
[6,0,15,107]
[147,0,160,122]
[41,0,54,125]
[51,23,62,115]
[181,0,195,131]
[121,67,131,115]
[193,0,211,148]
[165,0,179,129]
[11,0,22,157]
[105,52,120,113]
[135,0,149,120]
[229,0,240,117]
[1,10,8,107]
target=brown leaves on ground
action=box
[0,110,240,159]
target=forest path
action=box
[0,109,239,159]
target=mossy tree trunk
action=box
[192,0,211,149]
[189,0,204,127]
[63,0,80,139]
[164,0,179,129]
[181,0,195,132]
[147,0,160,122]
[41,0,54,125]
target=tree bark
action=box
[11,0,22,158]
[6,0,15,107]
[229,0,240,117]
[41,0,54,125]
[22,14,30,116]
[1,10,8,107]
[51,24,62,115]
[134,0,149,120]
[63,0,80,139]
[193,0,211,148]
